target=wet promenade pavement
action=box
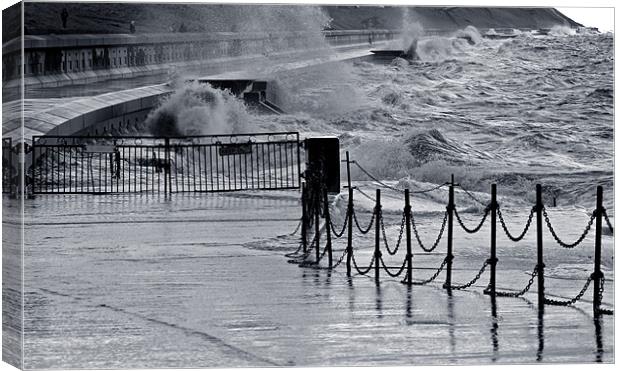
[4,190,614,368]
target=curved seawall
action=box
[3,32,390,142]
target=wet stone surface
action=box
[8,191,614,368]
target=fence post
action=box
[315,188,321,264]
[488,184,497,296]
[164,138,171,194]
[593,186,603,315]
[109,152,114,178]
[323,188,333,268]
[443,175,454,289]
[405,189,413,285]
[374,189,381,283]
[536,184,545,312]
[345,151,352,190]
[346,186,354,277]
[28,142,35,197]
[28,142,35,196]
[301,182,307,253]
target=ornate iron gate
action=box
[30,133,301,194]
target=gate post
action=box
[346,186,354,277]
[315,187,321,264]
[443,175,455,290]
[374,189,381,283]
[536,184,545,312]
[301,182,308,253]
[593,186,603,315]
[323,188,333,268]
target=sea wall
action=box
[4,35,387,143]
[2,29,396,88]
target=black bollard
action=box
[346,187,354,277]
[488,184,497,296]
[536,184,545,312]
[374,189,381,283]
[405,189,413,285]
[301,183,307,253]
[444,177,455,290]
[323,188,333,268]
[593,186,603,315]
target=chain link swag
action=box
[454,205,491,234]
[449,260,490,290]
[495,265,539,297]
[380,212,406,255]
[410,210,448,252]
[497,206,535,242]
[543,207,595,248]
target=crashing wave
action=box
[549,25,576,36]
[145,81,254,136]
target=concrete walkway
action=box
[8,190,613,369]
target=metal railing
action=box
[29,132,301,194]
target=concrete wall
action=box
[46,86,172,138]
[3,29,397,84]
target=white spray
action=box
[145,81,255,136]
[400,8,425,59]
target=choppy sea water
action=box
[255,31,613,208]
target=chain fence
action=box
[331,248,348,269]
[495,265,539,298]
[456,184,486,206]
[353,161,449,194]
[449,260,490,290]
[411,210,448,252]
[497,206,535,242]
[355,187,378,202]
[411,258,448,286]
[602,209,614,234]
[329,208,349,238]
[542,207,595,248]
[597,275,614,315]
[454,206,491,234]
[287,161,613,316]
[278,218,302,238]
[351,250,375,276]
[380,212,406,255]
[353,208,376,234]
[544,275,593,306]
[379,255,408,278]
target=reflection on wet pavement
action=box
[6,192,614,368]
